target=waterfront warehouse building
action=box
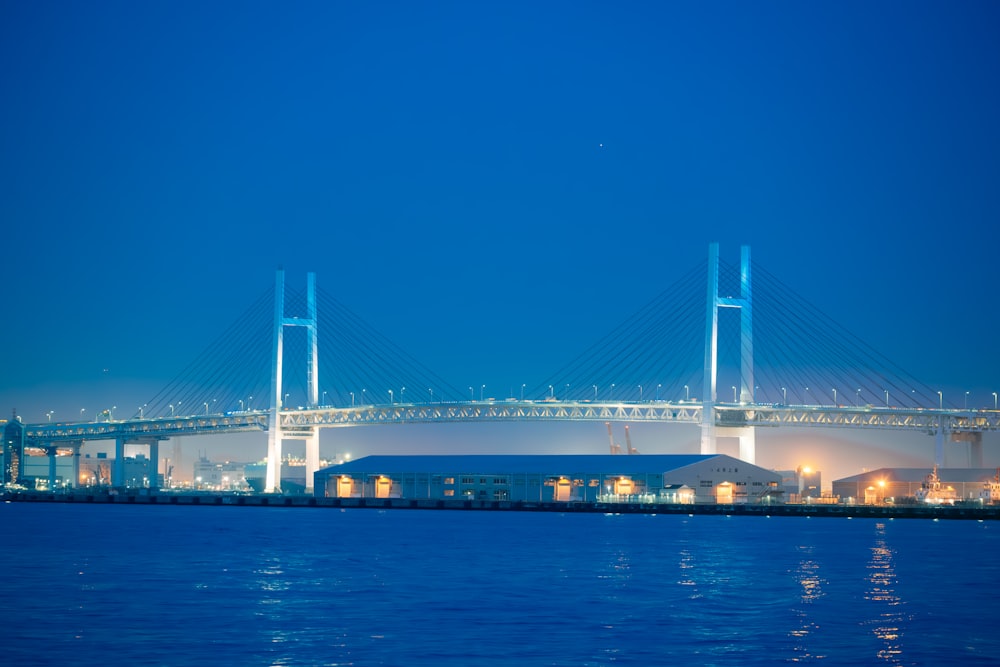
[315,454,783,504]
[832,467,1000,504]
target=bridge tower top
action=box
[702,243,754,459]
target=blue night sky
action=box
[2,2,999,479]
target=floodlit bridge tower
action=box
[702,243,756,463]
[265,270,320,493]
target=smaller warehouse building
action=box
[832,467,1000,504]
[314,454,783,504]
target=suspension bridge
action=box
[8,244,999,493]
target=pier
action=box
[4,490,999,520]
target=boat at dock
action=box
[914,465,958,505]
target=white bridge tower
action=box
[266,269,320,493]
[701,243,756,463]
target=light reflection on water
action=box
[2,504,999,666]
[788,544,827,661]
[865,521,906,663]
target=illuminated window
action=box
[444,489,454,497]
[444,477,454,485]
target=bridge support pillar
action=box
[305,429,319,494]
[265,269,319,494]
[71,442,81,489]
[739,428,755,464]
[266,430,283,493]
[700,419,716,455]
[715,426,756,464]
[934,427,946,467]
[45,444,58,490]
[114,438,126,488]
[952,431,983,468]
[148,439,159,489]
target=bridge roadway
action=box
[23,400,1000,444]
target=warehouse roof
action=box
[835,468,1000,484]
[320,454,742,475]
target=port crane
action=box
[606,422,622,454]
[624,424,639,455]
[606,422,639,454]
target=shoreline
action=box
[4,490,999,520]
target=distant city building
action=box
[2,417,25,486]
[78,452,112,487]
[78,454,158,489]
[315,454,783,504]
[777,466,822,502]
[192,457,248,491]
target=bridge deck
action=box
[21,401,1000,444]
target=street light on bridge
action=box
[521,384,526,401]
[884,389,889,408]
[388,389,394,404]
[937,391,943,409]
[994,392,997,410]
[965,391,970,410]
[732,386,737,403]
[638,385,643,402]
[350,392,355,407]
[46,411,53,422]
[832,388,837,406]
[782,387,787,404]
[592,385,598,400]
[683,385,689,401]
[481,385,485,401]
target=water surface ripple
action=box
[2,504,997,666]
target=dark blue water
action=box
[2,503,997,666]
